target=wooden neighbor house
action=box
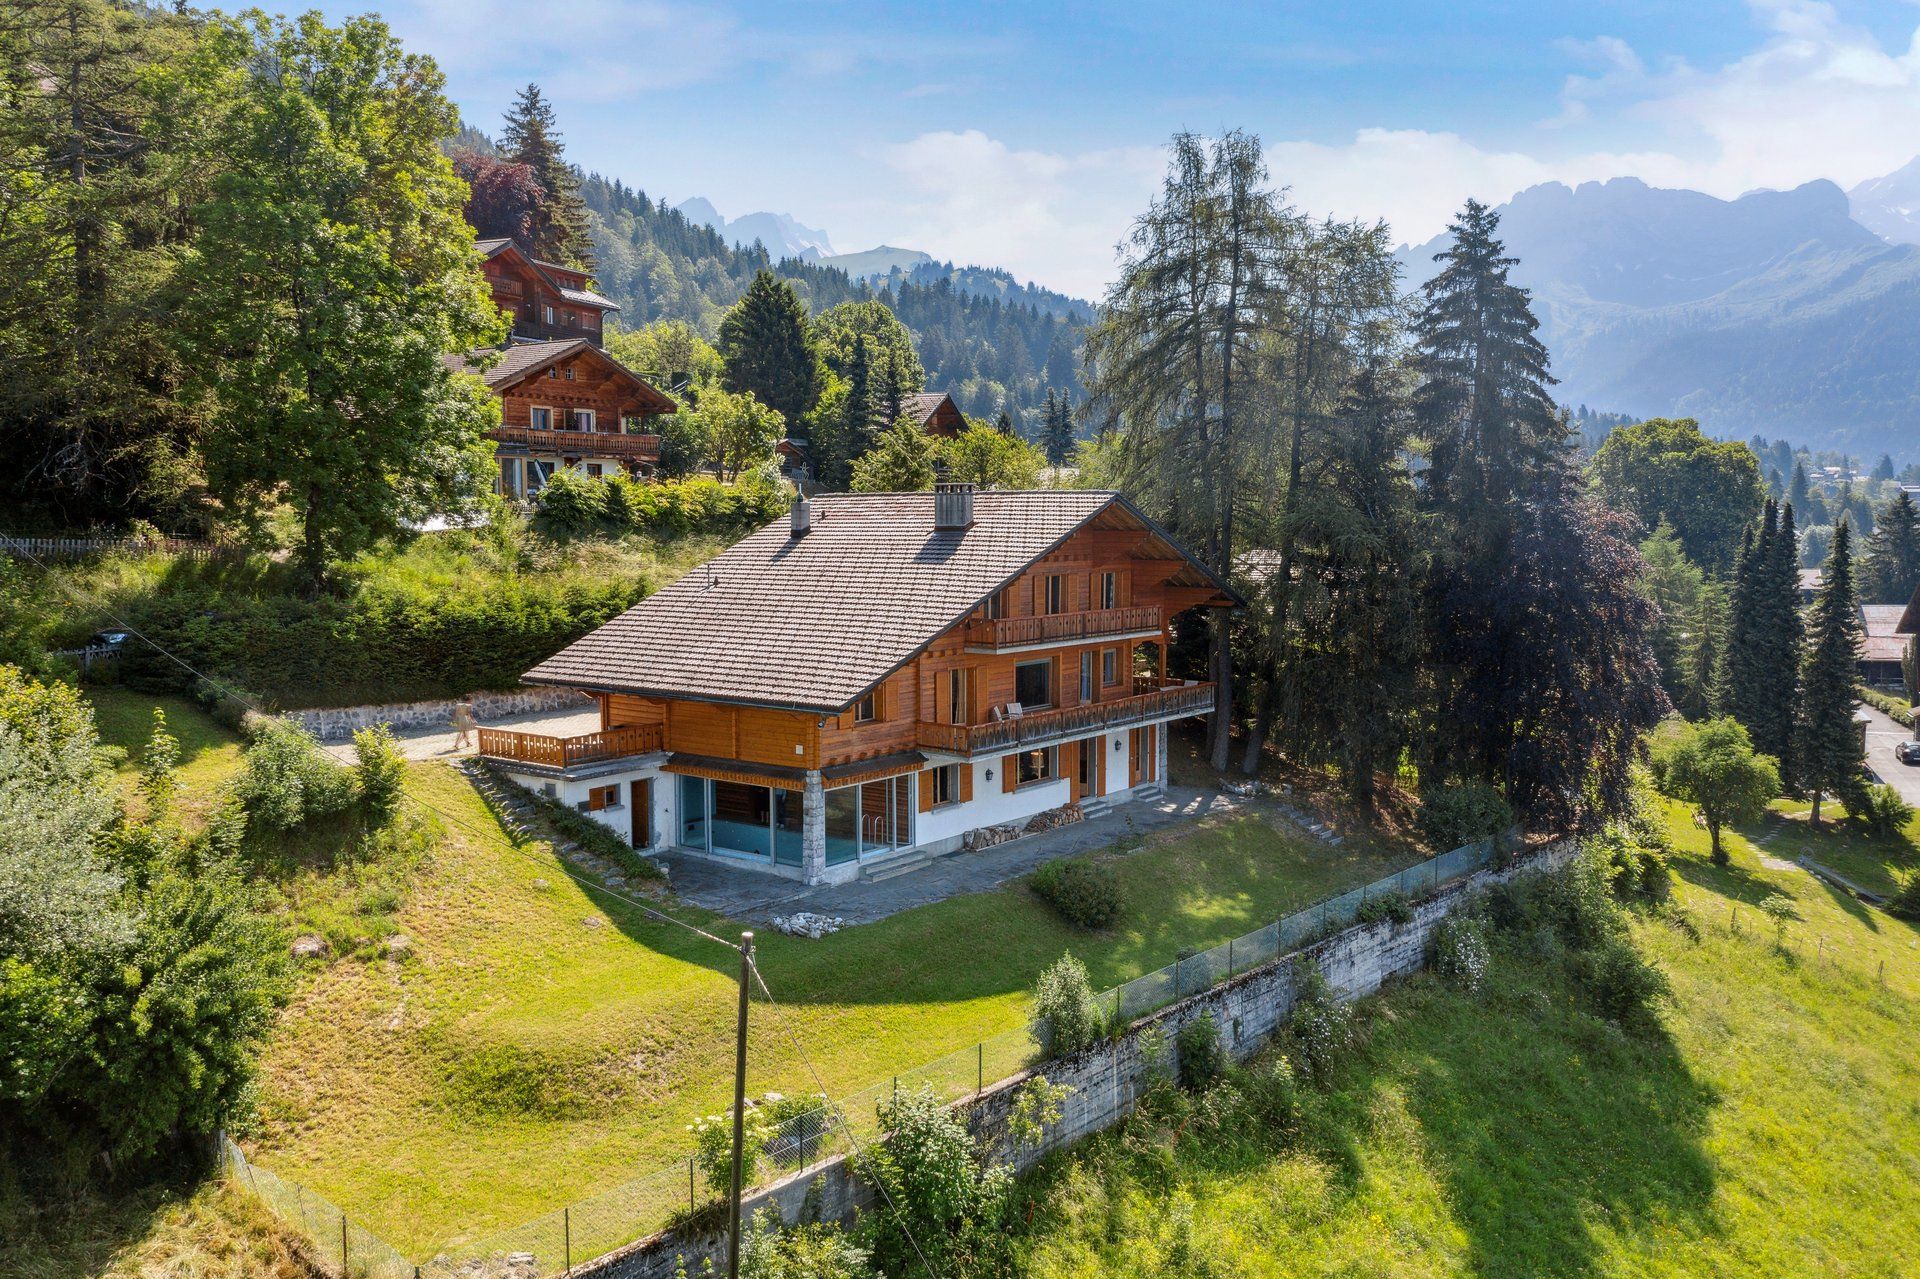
[452,238,679,499]
[478,483,1239,885]
[774,390,967,486]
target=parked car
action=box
[88,629,131,650]
[1896,739,1920,765]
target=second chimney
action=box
[790,494,811,537]
[933,481,975,531]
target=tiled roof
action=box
[524,490,1234,712]
[560,285,620,311]
[1861,604,1908,662]
[901,391,953,425]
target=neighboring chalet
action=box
[774,390,966,486]
[453,238,679,499]
[478,484,1238,884]
[1863,603,1908,689]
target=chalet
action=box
[455,238,678,498]
[1863,603,1908,689]
[478,484,1238,884]
[772,390,967,486]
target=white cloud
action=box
[863,1,1920,296]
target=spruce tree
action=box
[500,84,593,266]
[1719,521,1760,724]
[1789,460,1811,515]
[1862,489,1920,605]
[1041,390,1075,463]
[717,270,821,428]
[1795,520,1866,825]
[1751,501,1804,774]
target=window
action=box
[529,406,553,430]
[1014,659,1052,709]
[572,408,597,432]
[1044,574,1067,614]
[931,764,960,806]
[985,589,1007,620]
[1077,737,1097,789]
[945,669,969,724]
[543,304,555,325]
[1080,651,1093,702]
[854,692,878,723]
[563,366,575,380]
[563,310,576,327]
[1101,647,1119,686]
[1015,746,1057,786]
[584,463,603,478]
[583,784,622,811]
[1099,571,1118,610]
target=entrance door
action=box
[630,779,651,848]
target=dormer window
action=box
[543,304,555,325]
[854,692,878,723]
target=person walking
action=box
[450,699,478,751]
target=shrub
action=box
[1417,781,1514,851]
[1887,868,1920,920]
[1286,961,1356,1085]
[1174,1012,1226,1091]
[1592,825,1671,904]
[1856,783,1914,836]
[1576,935,1670,1025]
[1007,1075,1073,1149]
[1029,857,1123,929]
[761,1091,828,1168]
[861,1085,1010,1278]
[1355,890,1414,926]
[739,1207,877,1279]
[352,723,407,827]
[531,468,611,536]
[1032,952,1103,1057]
[233,720,354,833]
[1432,914,1492,993]
[689,1103,777,1197]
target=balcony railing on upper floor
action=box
[915,678,1214,756]
[477,723,664,770]
[490,425,662,459]
[963,605,1163,651]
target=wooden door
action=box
[630,779,651,848]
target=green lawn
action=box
[1743,798,1920,901]
[244,762,1415,1257]
[85,685,245,828]
[1011,798,1920,1279]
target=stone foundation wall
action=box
[283,687,592,741]
[577,837,1577,1279]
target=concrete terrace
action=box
[661,785,1251,925]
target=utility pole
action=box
[726,931,754,1279]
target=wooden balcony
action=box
[478,723,664,770]
[916,679,1215,755]
[491,425,662,460]
[964,605,1162,651]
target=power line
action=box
[2,531,740,954]
[747,955,945,1279]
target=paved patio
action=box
[660,785,1251,925]
[318,704,604,763]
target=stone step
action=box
[860,850,934,882]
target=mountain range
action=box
[1397,165,1920,462]
[672,197,837,260]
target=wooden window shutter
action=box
[918,770,935,813]
[960,765,974,803]
[1002,754,1018,793]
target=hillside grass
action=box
[86,685,246,828]
[0,1175,321,1279]
[244,761,1415,1257]
[1011,798,1920,1279]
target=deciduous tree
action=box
[850,420,938,492]
[1650,717,1781,865]
[1588,417,1765,570]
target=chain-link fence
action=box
[226,825,1521,1277]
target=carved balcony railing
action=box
[963,605,1162,651]
[490,425,662,459]
[915,679,1214,755]
[478,723,664,770]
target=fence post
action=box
[565,1205,572,1276]
[1227,937,1234,977]
[340,1212,348,1279]
[977,1042,983,1096]
[689,1156,696,1215]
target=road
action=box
[1858,700,1920,807]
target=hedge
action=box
[1859,685,1914,729]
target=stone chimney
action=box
[933,481,976,531]
[790,494,811,537]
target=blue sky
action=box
[306,0,1920,296]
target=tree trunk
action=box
[1240,678,1276,775]
[1708,818,1725,866]
[1809,789,1823,828]
[1209,608,1234,773]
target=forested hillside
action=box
[580,175,1087,432]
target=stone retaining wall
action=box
[283,687,592,742]
[578,837,1577,1279]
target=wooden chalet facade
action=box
[455,239,678,498]
[480,485,1238,885]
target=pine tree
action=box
[1041,390,1075,464]
[1861,489,1920,605]
[1720,521,1760,724]
[499,84,593,267]
[875,345,908,426]
[1795,520,1866,825]
[1789,460,1811,515]
[993,410,1014,435]
[1682,579,1730,720]
[717,269,821,428]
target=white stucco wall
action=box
[499,763,672,853]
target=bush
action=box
[1174,1012,1226,1091]
[1576,935,1670,1025]
[1355,890,1414,927]
[1592,825,1671,904]
[761,1091,828,1168]
[740,1207,877,1279]
[861,1085,1010,1278]
[1032,952,1104,1057]
[1432,914,1492,993]
[352,723,407,827]
[1029,857,1123,929]
[1007,1075,1072,1149]
[1417,781,1514,851]
[1856,783,1915,836]
[520,783,667,882]
[233,720,354,833]
[1285,961,1356,1085]
[1887,868,1920,920]
[531,468,610,537]
[1859,685,1914,728]
[689,1103,777,1198]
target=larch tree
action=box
[1861,489,1920,605]
[175,11,505,594]
[1083,129,1299,771]
[1796,519,1866,826]
[499,83,592,267]
[718,269,822,429]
